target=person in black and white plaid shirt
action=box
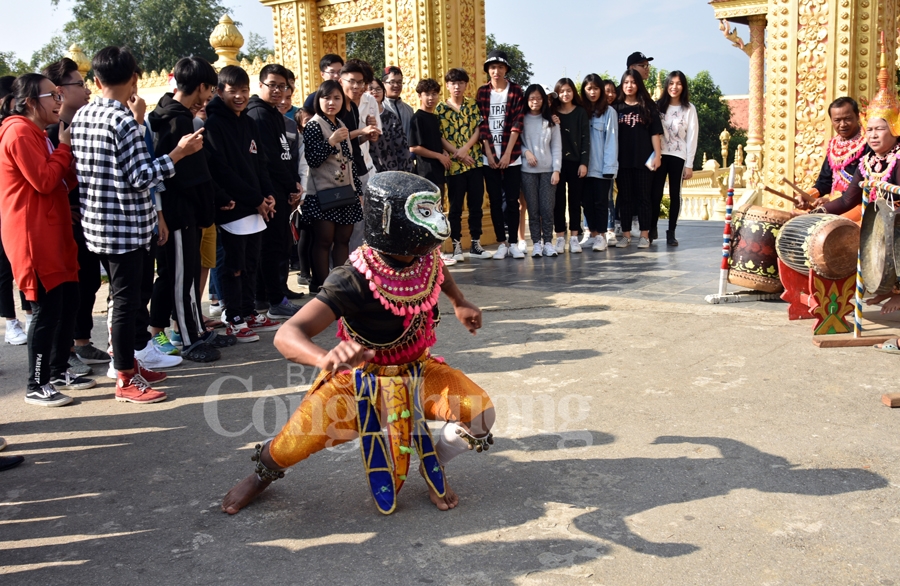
[71,46,204,404]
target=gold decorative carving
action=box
[318,0,384,30]
[277,3,299,73]
[711,0,769,21]
[793,0,829,188]
[210,14,244,70]
[66,44,91,78]
[719,19,753,55]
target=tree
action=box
[689,70,746,169]
[238,32,273,64]
[486,34,533,87]
[0,52,31,78]
[346,28,385,78]
[29,36,68,73]
[45,0,228,74]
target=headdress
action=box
[864,31,900,136]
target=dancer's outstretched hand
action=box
[316,340,375,371]
[454,299,482,334]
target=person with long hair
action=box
[580,74,618,251]
[552,77,590,254]
[652,71,698,246]
[302,80,363,292]
[0,74,90,406]
[613,69,662,248]
[367,78,412,173]
[520,84,561,257]
[602,80,620,244]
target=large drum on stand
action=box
[775,214,860,279]
[729,204,792,293]
[859,197,900,295]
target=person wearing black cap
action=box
[476,49,526,260]
[626,52,654,81]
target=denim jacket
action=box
[587,108,619,178]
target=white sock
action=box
[433,422,470,467]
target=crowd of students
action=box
[0,45,699,423]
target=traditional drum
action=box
[729,204,792,293]
[775,214,860,280]
[859,197,899,295]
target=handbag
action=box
[317,184,357,211]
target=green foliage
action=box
[45,0,228,75]
[486,34,533,87]
[690,70,746,169]
[346,28,385,78]
[0,51,32,77]
[237,32,273,64]
[29,36,68,74]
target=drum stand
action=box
[705,290,781,304]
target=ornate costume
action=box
[813,133,867,196]
[262,172,494,514]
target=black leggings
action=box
[554,160,584,234]
[615,167,654,232]
[311,219,353,291]
[27,280,79,390]
[582,177,612,234]
[651,154,685,234]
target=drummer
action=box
[811,98,867,203]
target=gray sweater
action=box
[521,113,562,174]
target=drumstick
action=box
[780,176,815,204]
[763,185,798,205]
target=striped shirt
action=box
[71,97,174,255]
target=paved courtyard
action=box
[1,221,898,585]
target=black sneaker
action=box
[255,300,270,312]
[201,330,237,348]
[0,455,24,472]
[24,384,73,407]
[470,239,492,259]
[50,372,97,391]
[267,300,300,320]
[182,341,221,363]
[73,342,112,364]
[68,353,93,376]
[285,290,305,300]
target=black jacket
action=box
[204,95,275,225]
[147,93,218,229]
[246,96,297,200]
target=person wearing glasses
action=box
[41,57,111,374]
[247,64,304,321]
[303,54,344,114]
[382,65,414,143]
[0,74,89,407]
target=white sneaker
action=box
[637,236,650,248]
[554,236,565,254]
[451,240,465,262]
[516,239,527,252]
[580,233,595,247]
[606,230,618,245]
[615,236,630,248]
[593,234,608,251]
[569,236,582,253]
[5,319,26,345]
[542,242,558,257]
[531,242,543,257]
[209,303,224,316]
[630,219,641,238]
[492,243,509,260]
[135,343,183,370]
[510,243,525,259]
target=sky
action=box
[0,0,750,95]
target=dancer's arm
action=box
[441,266,482,334]
[274,299,374,370]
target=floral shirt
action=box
[436,98,484,176]
[371,107,413,173]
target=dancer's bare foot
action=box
[881,294,900,314]
[866,293,891,306]
[222,474,271,515]
[420,464,458,511]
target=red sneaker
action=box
[134,359,167,384]
[245,314,280,332]
[116,373,167,404]
[226,322,260,343]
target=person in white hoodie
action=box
[520,84,562,257]
[580,74,618,251]
[652,71,698,247]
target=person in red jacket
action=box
[0,73,94,407]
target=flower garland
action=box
[860,143,900,201]
[340,245,445,365]
[827,133,866,192]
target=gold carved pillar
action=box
[384,0,487,103]
[260,0,323,97]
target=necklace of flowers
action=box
[861,143,900,184]
[349,245,444,318]
[827,133,866,173]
